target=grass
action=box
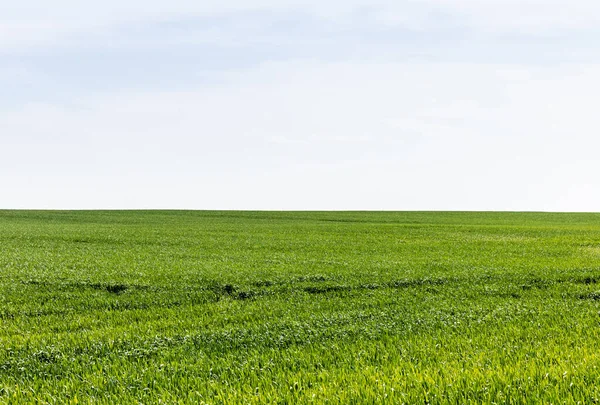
[1,210,600,403]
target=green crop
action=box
[1,210,600,403]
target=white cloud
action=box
[426,0,600,32]
[3,60,600,210]
[2,1,600,50]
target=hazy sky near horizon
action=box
[2,1,600,210]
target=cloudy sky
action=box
[2,1,600,210]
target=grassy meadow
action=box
[2,210,600,403]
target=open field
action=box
[2,210,600,403]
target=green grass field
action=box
[2,210,600,404]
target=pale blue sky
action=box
[3,1,600,210]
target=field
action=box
[2,211,600,403]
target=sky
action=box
[2,0,600,211]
